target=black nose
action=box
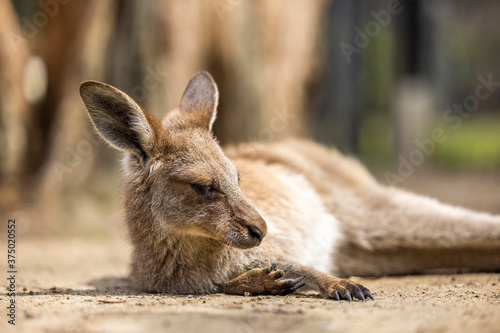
[248,225,264,241]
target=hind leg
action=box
[330,185,500,276]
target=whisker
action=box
[253,191,263,204]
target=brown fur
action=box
[80,72,500,301]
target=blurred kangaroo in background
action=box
[79,72,500,301]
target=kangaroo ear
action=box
[178,71,219,131]
[79,80,162,161]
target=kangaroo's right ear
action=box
[79,81,163,161]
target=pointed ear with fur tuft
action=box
[178,71,219,131]
[79,80,163,162]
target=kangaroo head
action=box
[79,72,267,249]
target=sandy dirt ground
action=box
[1,168,500,333]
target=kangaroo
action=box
[79,71,500,301]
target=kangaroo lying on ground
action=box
[80,72,500,301]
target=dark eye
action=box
[190,183,218,196]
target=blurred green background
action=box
[1,0,499,235]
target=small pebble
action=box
[24,311,36,319]
[186,295,193,299]
[29,291,34,295]
[455,284,464,288]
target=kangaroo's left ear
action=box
[178,71,219,131]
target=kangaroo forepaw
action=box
[265,263,306,295]
[221,263,306,296]
[323,279,374,302]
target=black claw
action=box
[268,263,279,272]
[281,276,306,289]
[290,282,305,293]
[292,276,306,284]
[330,290,340,301]
[356,290,365,302]
[283,265,293,273]
[345,293,352,302]
[360,287,374,300]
